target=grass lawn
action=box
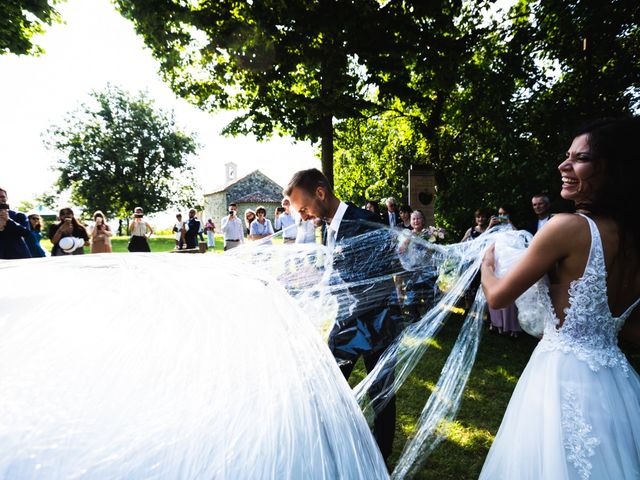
[41,234,284,253]
[41,234,228,253]
[350,315,640,479]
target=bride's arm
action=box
[481,214,579,309]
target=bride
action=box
[479,118,640,479]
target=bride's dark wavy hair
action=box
[573,117,640,252]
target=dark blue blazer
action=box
[0,219,32,259]
[328,204,403,357]
[336,204,380,242]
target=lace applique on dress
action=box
[538,214,631,374]
[561,388,600,480]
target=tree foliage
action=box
[112,0,640,233]
[337,0,640,234]
[46,85,198,222]
[0,0,62,55]
[334,114,421,207]
[114,0,419,185]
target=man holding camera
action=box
[0,200,32,259]
[274,198,297,244]
[0,188,29,229]
[221,202,244,251]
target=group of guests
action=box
[461,194,555,338]
[0,191,161,258]
[220,199,317,251]
[364,197,416,230]
[45,206,155,255]
[172,209,206,250]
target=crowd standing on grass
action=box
[2,184,570,302]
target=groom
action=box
[285,168,403,461]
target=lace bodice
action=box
[538,214,640,373]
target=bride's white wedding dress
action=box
[480,214,640,480]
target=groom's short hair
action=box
[284,169,332,197]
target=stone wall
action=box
[202,171,284,230]
[202,192,228,228]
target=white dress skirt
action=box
[480,214,640,480]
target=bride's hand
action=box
[483,244,496,271]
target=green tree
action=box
[334,114,420,207]
[34,190,60,210]
[1,0,62,55]
[114,0,417,186]
[332,1,541,233]
[46,85,198,228]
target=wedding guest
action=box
[461,207,491,310]
[398,204,413,230]
[249,206,274,244]
[411,209,426,236]
[26,213,46,257]
[127,207,153,252]
[0,203,31,259]
[274,198,297,244]
[385,197,399,227]
[173,213,186,249]
[221,203,244,251]
[243,209,256,237]
[524,194,552,235]
[184,208,200,249]
[90,210,113,253]
[205,218,216,249]
[365,200,385,224]
[461,208,491,241]
[402,210,438,321]
[486,205,521,337]
[0,188,28,229]
[49,207,89,256]
[295,217,317,244]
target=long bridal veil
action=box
[0,224,540,479]
[0,254,387,479]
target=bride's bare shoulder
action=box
[529,213,589,250]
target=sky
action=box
[0,0,319,207]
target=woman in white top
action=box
[249,206,274,245]
[128,207,153,252]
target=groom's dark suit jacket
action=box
[327,204,404,361]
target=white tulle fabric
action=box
[480,214,640,480]
[0,254,388,479]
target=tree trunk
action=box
[320,114,334,188]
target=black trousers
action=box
[337,348,396,460]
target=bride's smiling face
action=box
[558,133,605,203]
